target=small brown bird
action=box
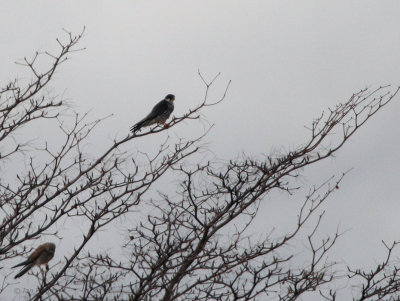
[13,242,56,279]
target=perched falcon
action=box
[13,242,56,279]
[131,94,175,132]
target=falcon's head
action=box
[46,243,56,254]
[165,94,175,102]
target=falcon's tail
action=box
[131,117,150,133]
[14,262,35,279]
[13,259,31,268]
[130,121,144,133]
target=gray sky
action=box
[1,1,400,299]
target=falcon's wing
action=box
[13,246,44,268]
[144,100,170,121]
[131,100,169,132]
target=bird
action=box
[131,94,175,132]
[13,242,56,279]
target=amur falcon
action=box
[13,242,56,279]
[131,94,175,132]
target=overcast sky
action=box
[1,1,400,299]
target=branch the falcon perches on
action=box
[131,94,175,132]
[13,242,56,279]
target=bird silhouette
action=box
[13,242,56,279]
[131,94,175,132]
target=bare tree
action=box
[1,31,400,301]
